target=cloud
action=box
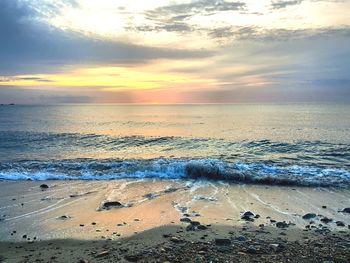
[271,0,303,9]
[0,0,213,75]
[207,25,350,42]
[135,0,246,33]
[146,0,246,16]
[0,76,53,83]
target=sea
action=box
[0,104,349,187]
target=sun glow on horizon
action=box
[1,0,349,104]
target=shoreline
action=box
[0,180,349,262]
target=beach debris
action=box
[95,251,109,258]
[241,211,255,221]
[302,213,317,220]
[322,205,327,209]
[170,236,182,243]
[269,243,285,252]
[340,207,350,213]
[194,195,217,202]
[39,184,49,190]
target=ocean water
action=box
[0,104,349,187]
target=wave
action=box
[0,158,349,187]
[1,131,349,169]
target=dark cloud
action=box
[208,26,350,42]
[130,23,193,33]
[135,0,246,33]
[0,0,213,75]
[270,0,345,10]
[0,76,53,82]
[147,0,246,15]
[271,0,303,9]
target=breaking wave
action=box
[0,159,349,187]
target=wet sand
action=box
[0,180,349,262]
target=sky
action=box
[0,0,349,104]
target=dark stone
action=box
[215,238,231,246]
[322,206,327,209]
[242,211,254,217]
[254,214,260,219]
[236,235,246,242]
[190,221,200,226]
[276,222,288,228]
[241,211,255,221]
[102,201,124,210]
[302,213,317,220]
[336,221,345,227]
[340,207,350,213]
[320,217,332,224]
[270,219,276,223]
[39,184,49,189]
[22,235,27,239]
[164,187,178,193]
[78,259,89,263]
[180,218,191,223]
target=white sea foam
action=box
[0,158,349,187]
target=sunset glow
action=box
[1,0,350,103]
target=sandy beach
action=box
[0,180,349,262]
